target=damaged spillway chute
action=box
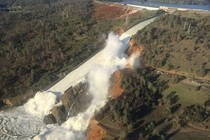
[0,15,160,140]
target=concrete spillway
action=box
[48,16,159,94]
[0,15,160,140]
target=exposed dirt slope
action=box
[87,119,106,140]
[109,70,124,99]
[93,3,137,20]
[87,38,144,139]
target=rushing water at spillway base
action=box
[0,33,130,140]
[0,16,159,140]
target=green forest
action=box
[0,0,127,103]
[1,0,210,139]
[135,12,210,79]
[0,0,94,99]
[93,11,210,140]
[95,68,167,139]
[94,66,210,139]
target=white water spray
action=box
[0,16,159,140]
[32,32,130,140]
[0,32,132,140]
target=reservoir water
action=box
[118,1,210,11]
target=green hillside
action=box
[135,12,210,79]
[94,11,210,140]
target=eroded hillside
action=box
[87,11,210,140]
[0,0,158,108]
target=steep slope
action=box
[0,13,160,139]
[93,3,137,20]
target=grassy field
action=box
[170,131,210,140]
[135,11,210,80]
[162,40,210,79]
[163,80,209,106]
[90,10,210,140]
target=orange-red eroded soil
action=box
[93,3,137,20]
[87,119,107,140]
[109,70,124,99]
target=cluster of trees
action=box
[134,13,210,77]
[94,67,168,139]
[141,121,166,140]
[139,15,210,49]
[137,14,210,47]
[162,91,181,115]
[0,0,124,101]
[0,0,16,6]
[196,66,208,77]
[182,104,210,123]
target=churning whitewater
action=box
[0,32,134,140]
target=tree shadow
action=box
[165,128,181,140]
[161,120,187,140]
[127,108,154,139]
[156,118,166,126]
[171,103,181,114]
[170,95,180,105]
[133,119,145,129]
[160,123,173,134]
[127,120,145,139]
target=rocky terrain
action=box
[43,82,91,125]
[86,37,145,139]
[0,0,158,110]
[86,11,210,140]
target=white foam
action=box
[0,16,159,140]
[23,91,58,118]
[32,32,131,140]
[0,108,44,140]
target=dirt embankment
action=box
[1,91,34,109]
[86,70,125,140]
[109,70,124,99]
[87,119,107,140]
[87,38,144,139]
[127,39,143,57]
[93,3,138,20]
[86,69,125,140]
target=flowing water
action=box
[0,33,132,140]
[0,15,159,140]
